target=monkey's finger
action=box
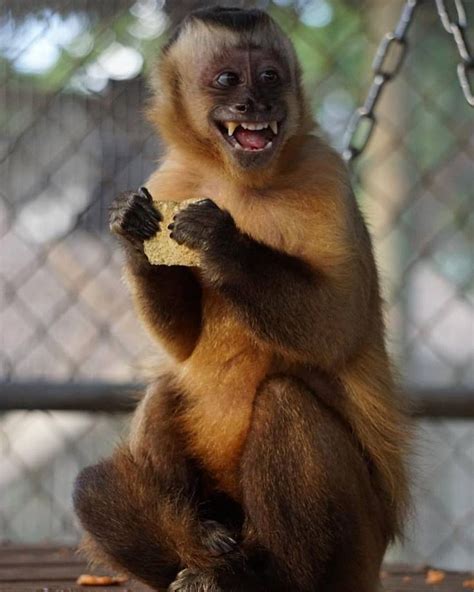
[182,203,216,218]
[138,186,153,202]
[131,201,162,226]
[195,198,219,209]
[138,201,163,223]
[169,231,182,245]
[126,217,159,238]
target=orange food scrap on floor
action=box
[462,579,474,589]
[402,575,412,583]
[77,574,128,586]
[425,569,446,585]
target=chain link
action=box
[435,0,474,107]
[343,0,473,163]
[342,0,422,163]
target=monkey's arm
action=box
[110,188,202,361]
[171,199,371,368]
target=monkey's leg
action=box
[110,188,202,360]
[74,449,180,588]
[168,375,386,592]
[73,378,240,589]
[238,375,387,592]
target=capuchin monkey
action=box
[73,7,410,592]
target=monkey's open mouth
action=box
[217,121,279,151]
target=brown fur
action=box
[73,8,410,591]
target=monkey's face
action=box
[153,18,308,175]
[201,48,292,169]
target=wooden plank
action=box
[0,545,75,554]
[0,564,89,582]
[0,546,155,591]
[0,582,150,591]
[0,573,470,591]
[382,570,474,591]
[0,546,472,591]
[0,546,82,566]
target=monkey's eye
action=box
[216,72,240,88]
[259,69,279,84]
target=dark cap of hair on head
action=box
[190,6,271,30]
[163,6,272,53]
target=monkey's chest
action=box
[177,291,271,499]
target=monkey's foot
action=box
[168,568,222,592]
[200,520,237,557]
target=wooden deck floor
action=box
[0,546,472,591]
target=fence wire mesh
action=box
[0,0,473,570]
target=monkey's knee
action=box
[73,462,111,531]
[73,461,126,568]
[74,452,135,507]
[73,458,140,557]
[242,374,378,590]
[73,452,152,541]
[73,455,179,587]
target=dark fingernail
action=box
[139,186,152,200]
[215,541,234,554]
[197,198,217,207]
[167,223,174,230]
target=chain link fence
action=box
[1,0,473,570]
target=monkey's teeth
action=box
[223,121,278,138]
[240,122,269,131]
[227,122,239,136]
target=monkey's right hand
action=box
[109,187,161,254]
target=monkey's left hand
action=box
[169,199,236,252]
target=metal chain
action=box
[342,0,423,163]
[435,0,474,107]
[342,0,473,163]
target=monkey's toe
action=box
[200,520,237,557]
[168,568,222,592]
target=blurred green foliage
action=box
[1,1,368,103]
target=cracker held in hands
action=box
[144,199,201,267]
